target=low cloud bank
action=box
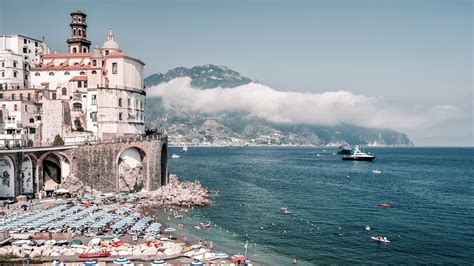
[147,77,464,136]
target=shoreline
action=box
[0,175,242,265]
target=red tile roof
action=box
[43,52,92,58]
[70,76,88,81]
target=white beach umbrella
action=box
[113,257,131,264]
[151,259,165,266]
[83,259,98,266]
[190,259,204,266]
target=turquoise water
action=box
[166,147,474,265]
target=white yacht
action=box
[342,146,375,161]
[171,154,180,159]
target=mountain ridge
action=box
[144,65,413,146]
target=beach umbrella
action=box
[55,188,70,194]
[83,259,98,266]
[114,257,131,264]
[190,259,203,266]
[52,261,65,266]
[164,227,176,232]
[151,259,165,266]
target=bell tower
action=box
[66,10,91,53]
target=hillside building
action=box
[0,10,146,147]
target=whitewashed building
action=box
[0,10,146,147]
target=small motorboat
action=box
[214,252,229,259]
[281,207,291,214]
[372,170,382,174]
[55,240,69,246]
[79,251,110,258]
[377,203,391,208]
[365,225,371,231]
[371,236,390,243]
[231,255,248,263]
[204,223,211,229]
[171,154,180,159]
[194,225,201,230]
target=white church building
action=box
[0,10,146,147]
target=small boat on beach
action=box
[342,146,375,161]
[377,203,391,208]
[171,154,180,159]
[371,236,390,243]
[231,254,248,263]
[79,251,110,258]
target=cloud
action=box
[147,77,470,143]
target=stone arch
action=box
[21,154,36,195]
[37,152,71,196]
[161,143,168,186]
[0,155,15,198]
[117,146,147,192]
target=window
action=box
[29,118,34,123]
[13,71,17,78]
[12,94,16,100]
[92,60,97,67]
[0,61,4,67]
[112,62,118,74]
[84,81,87,87]
[62,87,67,95]
[73,103,82,111]
[79,71,85,75]
[35,42,38,47]
[49,72,54,76]
[29,128,36,134]
[20,94,23,100]
[127,98,131,107]
[118,112,123,120]
[24,39,27,44]
[105,50,109,56]
[24,105,28,112]
[27,93,31,100]
[64,71,70,75]
[0,94,3,99]
[52,93,57,100]
[72,47,77,53]
[118,98,122,107]
[1,71,4,77]
[92,70,97,74]
[90,112,97,122]
[91,94,97,105]
[78,81,82,88]
[13,61,17,68]
[14,104,17,111]
[35,72,40,76]
[23,47,28,53]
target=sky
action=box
[0,0,472,146]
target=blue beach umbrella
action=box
[83,259,98,266]
[151,259,165,266]
[190,259,204,266]
[113,257,131,264]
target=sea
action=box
[163,147,473,265]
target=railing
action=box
[0,131,167,151]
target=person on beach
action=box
[204,239,208,247]
[199,239,202,246]
[209,241,213,251]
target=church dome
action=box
[102,39,120,49]
[102,28,120,50]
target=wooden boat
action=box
[79,251,110,258]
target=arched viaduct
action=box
[0,134,167,199]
